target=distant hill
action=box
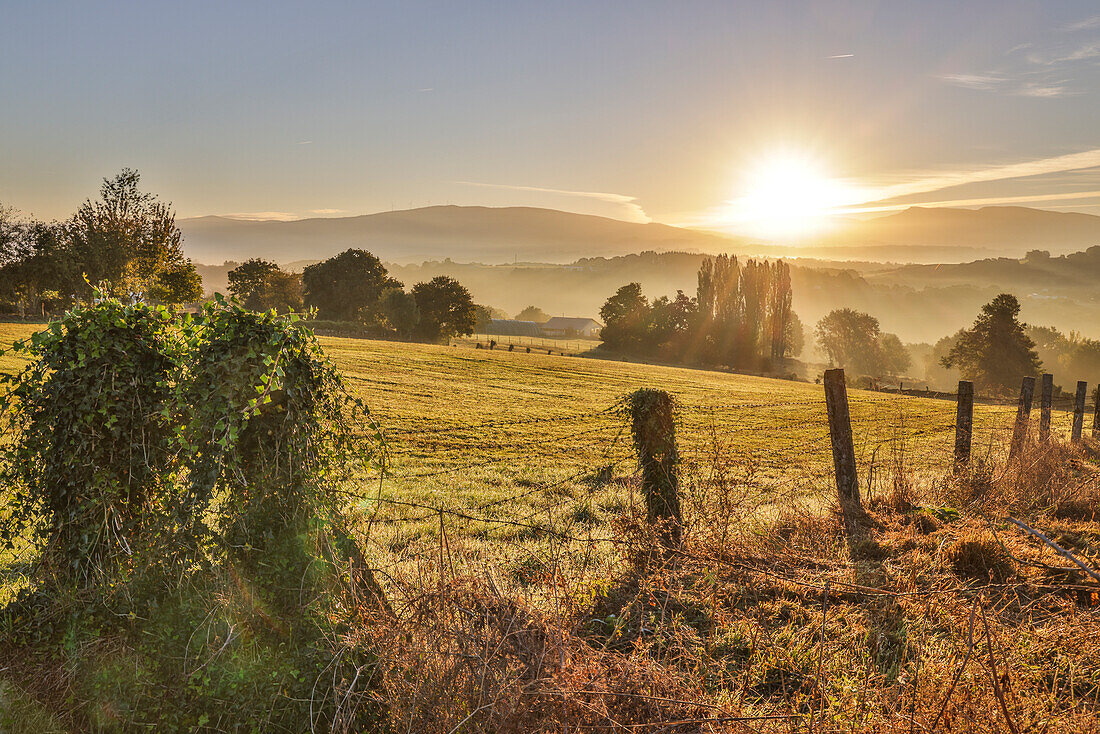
[178,205,747,265]
[820,206,1100,256]
[181,204,1100,268]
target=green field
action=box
[0,320,1060,547]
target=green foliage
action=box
[600,282,651,352]
[1027,323,1100,386]
[67,169,201,304]
[622,388,682,545]
[227,258,303,313]
[302,248,402,322]
[942,293,1042,394]
[176,297,378,588]
[0,295,386,730]
[815,308,910,377]
[0,217,77,317]
[0,297,182,583]
[598,257,796,366]
[411,275,477,342]
[380,287,420,338]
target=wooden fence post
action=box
[1009,376,1036,460]
[823,369,866,534]
[1073,381,1087,443]
[1093,386,1100,439]
[1039,373,1054,441]
[625,389,682,547]
[955,380,973,467]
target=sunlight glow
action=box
[718,151,867,240]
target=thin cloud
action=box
[308,208,345,215]
[1017,82,1072,97]
[871,147,1100,202]
[840,188,1100,216]
[1026,42,1100,65]
[1060,15,1100,32]
[827,54,854,59]
[940,73,1006,91]
[295,140,313,145]
[456,181,651,223]
[220,211,300,222]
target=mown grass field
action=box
[0,320,1060,532]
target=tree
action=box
[67,169,201,304]
[515,305,550,323]
[599,282,650,352]
[785,311,805,358]
[148,261,205,307]
[941,293,1041,393]
[815,309,884,375]
[301,249,401,322]
[1026,325,1069,373]
[412,276,477,342]
[648,290,696,356]
[379,287,419,338]
[1062,337,1100,385]
[765,260,794,360]
[878,333,911,375]
[0,216,78,317]
[227,259,302,312]
[693,255,792,367]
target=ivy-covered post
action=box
[0,298,180,586]
[625,389,682,547]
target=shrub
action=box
[0,298,182,585]
[946,534,1014,583]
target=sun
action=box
[721,151,863,240]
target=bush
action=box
[0,299,182,585]
[0,294,386,730]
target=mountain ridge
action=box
[178,203,1100,267]
[178,205,746,265]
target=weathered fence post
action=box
[625,389,682,547]
[1039,373,1054,441]
[823,369,867,534]
[1009,376,1036,460]
[1073,380,1087,443]
[955,380,973,467]
[1094,386,1100,439]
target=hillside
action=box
[821,205,1100,256]
[178,205,747,265]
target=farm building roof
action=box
[541,317,602,330]
[484,319,543,337]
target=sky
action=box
[5,0,1100,237]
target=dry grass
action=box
[341,434,1100,733]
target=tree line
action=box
[599,256,800,368]
[227,249,479,342]
[1,169,481,343]
[0,169,203,314]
